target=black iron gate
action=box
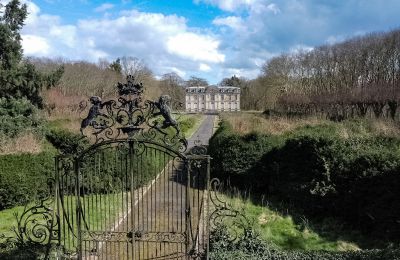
[56,140,209,259]
[54,76,211,259]
[0,76,244,260]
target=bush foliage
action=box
[0,151,54,210]
[45,129,88,155]
[208,119,400,240]
[0,98,42,138]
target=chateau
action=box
[185,86,240,113]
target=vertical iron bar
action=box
[185,159,191,258]
[76,159,82,260]
[141,147,145,258]
[146,146,149,260]
[55,157,61,246]
[206,156,211,260]
[130,141,136,260]
[163,151,166,255]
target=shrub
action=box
[0,98,42,138]
[208,120,281,187]
[0,151,54,209]
[209,120,400,240]
[45,129,88,155]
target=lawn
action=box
[215,193,360,252]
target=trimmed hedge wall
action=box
[0,151,54,210]
[208,120,400,240]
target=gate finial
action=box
[117,75,144,96]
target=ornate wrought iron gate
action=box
[0,76,243,260]
[53,76,211,259]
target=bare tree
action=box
[160,72,185,102]
[120,56,153,83]
[185,76,208,87]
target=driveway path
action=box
[188,115,215,148]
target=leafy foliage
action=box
[209,120,400,240]
[0,150,54,210]
[45,129,88,155]
[208,120,281,185]
[0,97,42,137]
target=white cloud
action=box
[213,16,244,31]
[21,34,50,55]
[94,3,114,12]
[196,0,259,12]
[289,44,314,53]
[266,3,280,14]
[169,67,187,77]
[166,33,225,63]
[199,63,211,72]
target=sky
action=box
[19,0,400,84]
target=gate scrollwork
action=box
[79,75,188,152]
[0,179,59,255]
[209,178,250,242]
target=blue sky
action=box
[20,0,400,83]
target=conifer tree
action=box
[0,0,63,109]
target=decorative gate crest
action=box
[80,75,187,151]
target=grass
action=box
[47,117,81,133]
[0,193,125,250]
[221,112,400,138]
[0,204,28,239]
[0,132,43,155]
[221,112,323,135]
[178,114,204,138]
[59,193,128,251]
[217,193,360,252]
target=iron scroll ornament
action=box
[79,75,188,152]
[0,179,59,256]
[209,178,251,242]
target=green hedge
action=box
[0,151,54,210]
[208,120,400,240]
[208,121,281,186]
[45,129,88,154]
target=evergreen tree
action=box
[0,0,63,109]
[109,58,122,74]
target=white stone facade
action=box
[185,86,240,113]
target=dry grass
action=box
[222,112,322,135]
[0,132,42,155]
[43,88,86,121]
[222,112,400,138]
[369,119,400,137]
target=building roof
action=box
[185,85,240,93]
